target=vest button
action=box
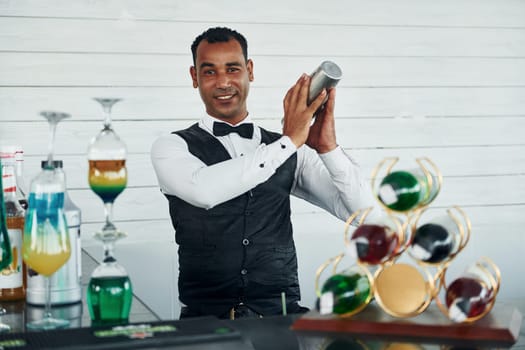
[242,239,250,246]
[241,269,248,275]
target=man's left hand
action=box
[305,88,338,154]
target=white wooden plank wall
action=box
[0,0,524,319]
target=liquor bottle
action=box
[348,224,399,264]
[0,158,13,279]
[14,146,28,210]
[26,160,82,305]
[317,266,372,316]
[0,152,26,301]
[444,259,499,323]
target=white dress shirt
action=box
[150,114,378,222]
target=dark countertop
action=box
[0,251,523,349]
[0,249,161,332]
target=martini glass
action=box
[0,160,13,332]
[87,98,132,326]
[23,111,71,330]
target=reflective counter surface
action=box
[0,249,160,332]
[0,251,524,350]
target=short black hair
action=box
[191,27,248,66]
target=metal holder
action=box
[343,207,407,265]
[310,157,502,324]
[408,206,471,268]
[371,157,443,214]
[435,257,501,323]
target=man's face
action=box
[190,39,254,124]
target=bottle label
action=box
[0,228,23,288]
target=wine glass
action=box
[0,160,13,332]
[87,98,132,326]
[87,98,127,239]
[22,111,71,330]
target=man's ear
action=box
[247,59,254,82]
[190,66,198,88]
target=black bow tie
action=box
[213,122,254,139]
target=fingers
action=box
[283,74,307,110]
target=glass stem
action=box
[44,276,52,319]
[103,202,116,232]
[103,239,116,263]
[47,122,57,164]
[103,106,112,129]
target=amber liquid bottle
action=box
[0,153,26,301]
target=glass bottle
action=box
[0,152,26,301]
[0,158,13,332]
[375,160,441,213]
[14,147,28,210]
[26,160,82,305]
[317,265,373,317]
[443,258,500,323]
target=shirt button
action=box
[242,239,250,246]
[241,269,248,275]
[259,163,264,168]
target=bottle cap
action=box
[41,160,63,169]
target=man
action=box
[151,27,377,319]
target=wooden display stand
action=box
[291,302,522,348]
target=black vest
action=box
[165,123,299,316]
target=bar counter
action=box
[0,249,161,332]
[0,251,524,349]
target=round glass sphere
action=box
[411,223,454,263]
[349,224,399,264]
[318,269,372,316]
[445,277,492,322]
[378,171,423,211]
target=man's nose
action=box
[216,73,231,88]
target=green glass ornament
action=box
[319,271,372,315]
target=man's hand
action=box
[306,87,337,154]
[282,74,327,148]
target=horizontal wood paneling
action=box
[2,17,525,57]
[2,54,525,87]
[15,145,525,191]
[1,87,525,121]
[1,0,524,28]
[65,175,525,224]
[2,117,524,158]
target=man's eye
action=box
[228,68,240,73]
[203,70,215,75]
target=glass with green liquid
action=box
[87,256,132,326]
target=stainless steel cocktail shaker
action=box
[307,60,342,105]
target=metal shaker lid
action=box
[319,61,343,79]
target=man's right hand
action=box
[282,74,327,148]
